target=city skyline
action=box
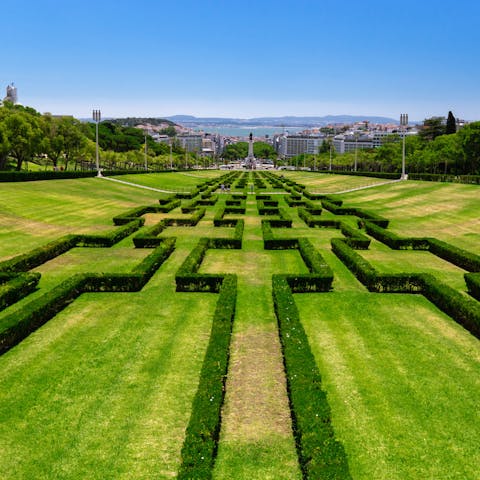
[3,0,480,121]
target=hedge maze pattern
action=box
[1,170,480,479]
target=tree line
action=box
[0,102,196,172]
[285,113,480,175]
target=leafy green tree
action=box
[457,121,480,174]
[418,116,445,142]
[3,110,43,170]
[253,141,276,159]
[446,111,456,135]
[0,122,11,170]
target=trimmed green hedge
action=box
[177,274,237,480]
[465,273,480,301]
[0,235,79,272]
[428,238,480,272]
[175,238,224,292]
[77,219,144,247]
[332,238,480,339]
[0,273,41,311]
[262,221,298,250]
[272,275,352,479]
[0,239,175,354]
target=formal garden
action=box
[0,170,479,479]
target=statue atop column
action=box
[245,132,256,169]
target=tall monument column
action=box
[246,132,256,169]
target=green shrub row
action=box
[0,235,79,272]
[465,273,480,301]
[428,238,480,272]
[331,238,480,338]
[257,200,280,216]
[0,273,41,311]
[321,200,389,227]
[364,222,430,250]
[158,194,178,205]
[421,274,480,339]
[268,207,293,228]
[176,188,200,199]
[175,238,224,292]
[298,209,370,249]
[409,173,480,184]
[133,208,206,247]
[77,219,144,247]
[262,221,298,250]
[331,238,423,293]
[284,238,334,292]
[284,194,305,207]
[364,222,480,270]
[177,274,237,480]
[0,239,175,354]
[272,275,352,479]
[210,220,244,249]
[112,199,180,225]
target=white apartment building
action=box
[276,135,324,158]
[333,133,373,154]
[177,134,203,152]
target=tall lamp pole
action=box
[329,141,333,171]
[92,109,102,176]
[400,113,408,180]
[144,133,148,171]
[354,132,359,172]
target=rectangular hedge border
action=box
[177,274,237,479]
[77,219,144,247]
[272,275,352,480]
[298,209,370,249]
[0,235,80,273]
[331,238,480,339]
[364,222,480,271]
[0,238,176,354]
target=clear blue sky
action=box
[3,0,479,121]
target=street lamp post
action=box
[144,133,148,171]
[92,109,101,176]
[329,142,333,171]
[169,139,173,169]
[400,113,408,180]
[354,132,359,172]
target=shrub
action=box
[0,238,175,354]
[177,275,237,480]
[465,273,480,301]
[0,235,79,272]
[77,219,144,247]
[272,275,352,479]
[428,238,480,272]
[0,273,41,311]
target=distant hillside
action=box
[166,114,398,126]
[108,117,177,127]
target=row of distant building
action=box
[1,83,466,159]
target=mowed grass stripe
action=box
[0,246,216,479]
[296,292,480,480]
[202,198,302,479]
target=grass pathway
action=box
[201,196,302,479]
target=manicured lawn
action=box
[0,257,217,479]
[296,292,480,480]
[283,171,397,192]
[0,172,479,479]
